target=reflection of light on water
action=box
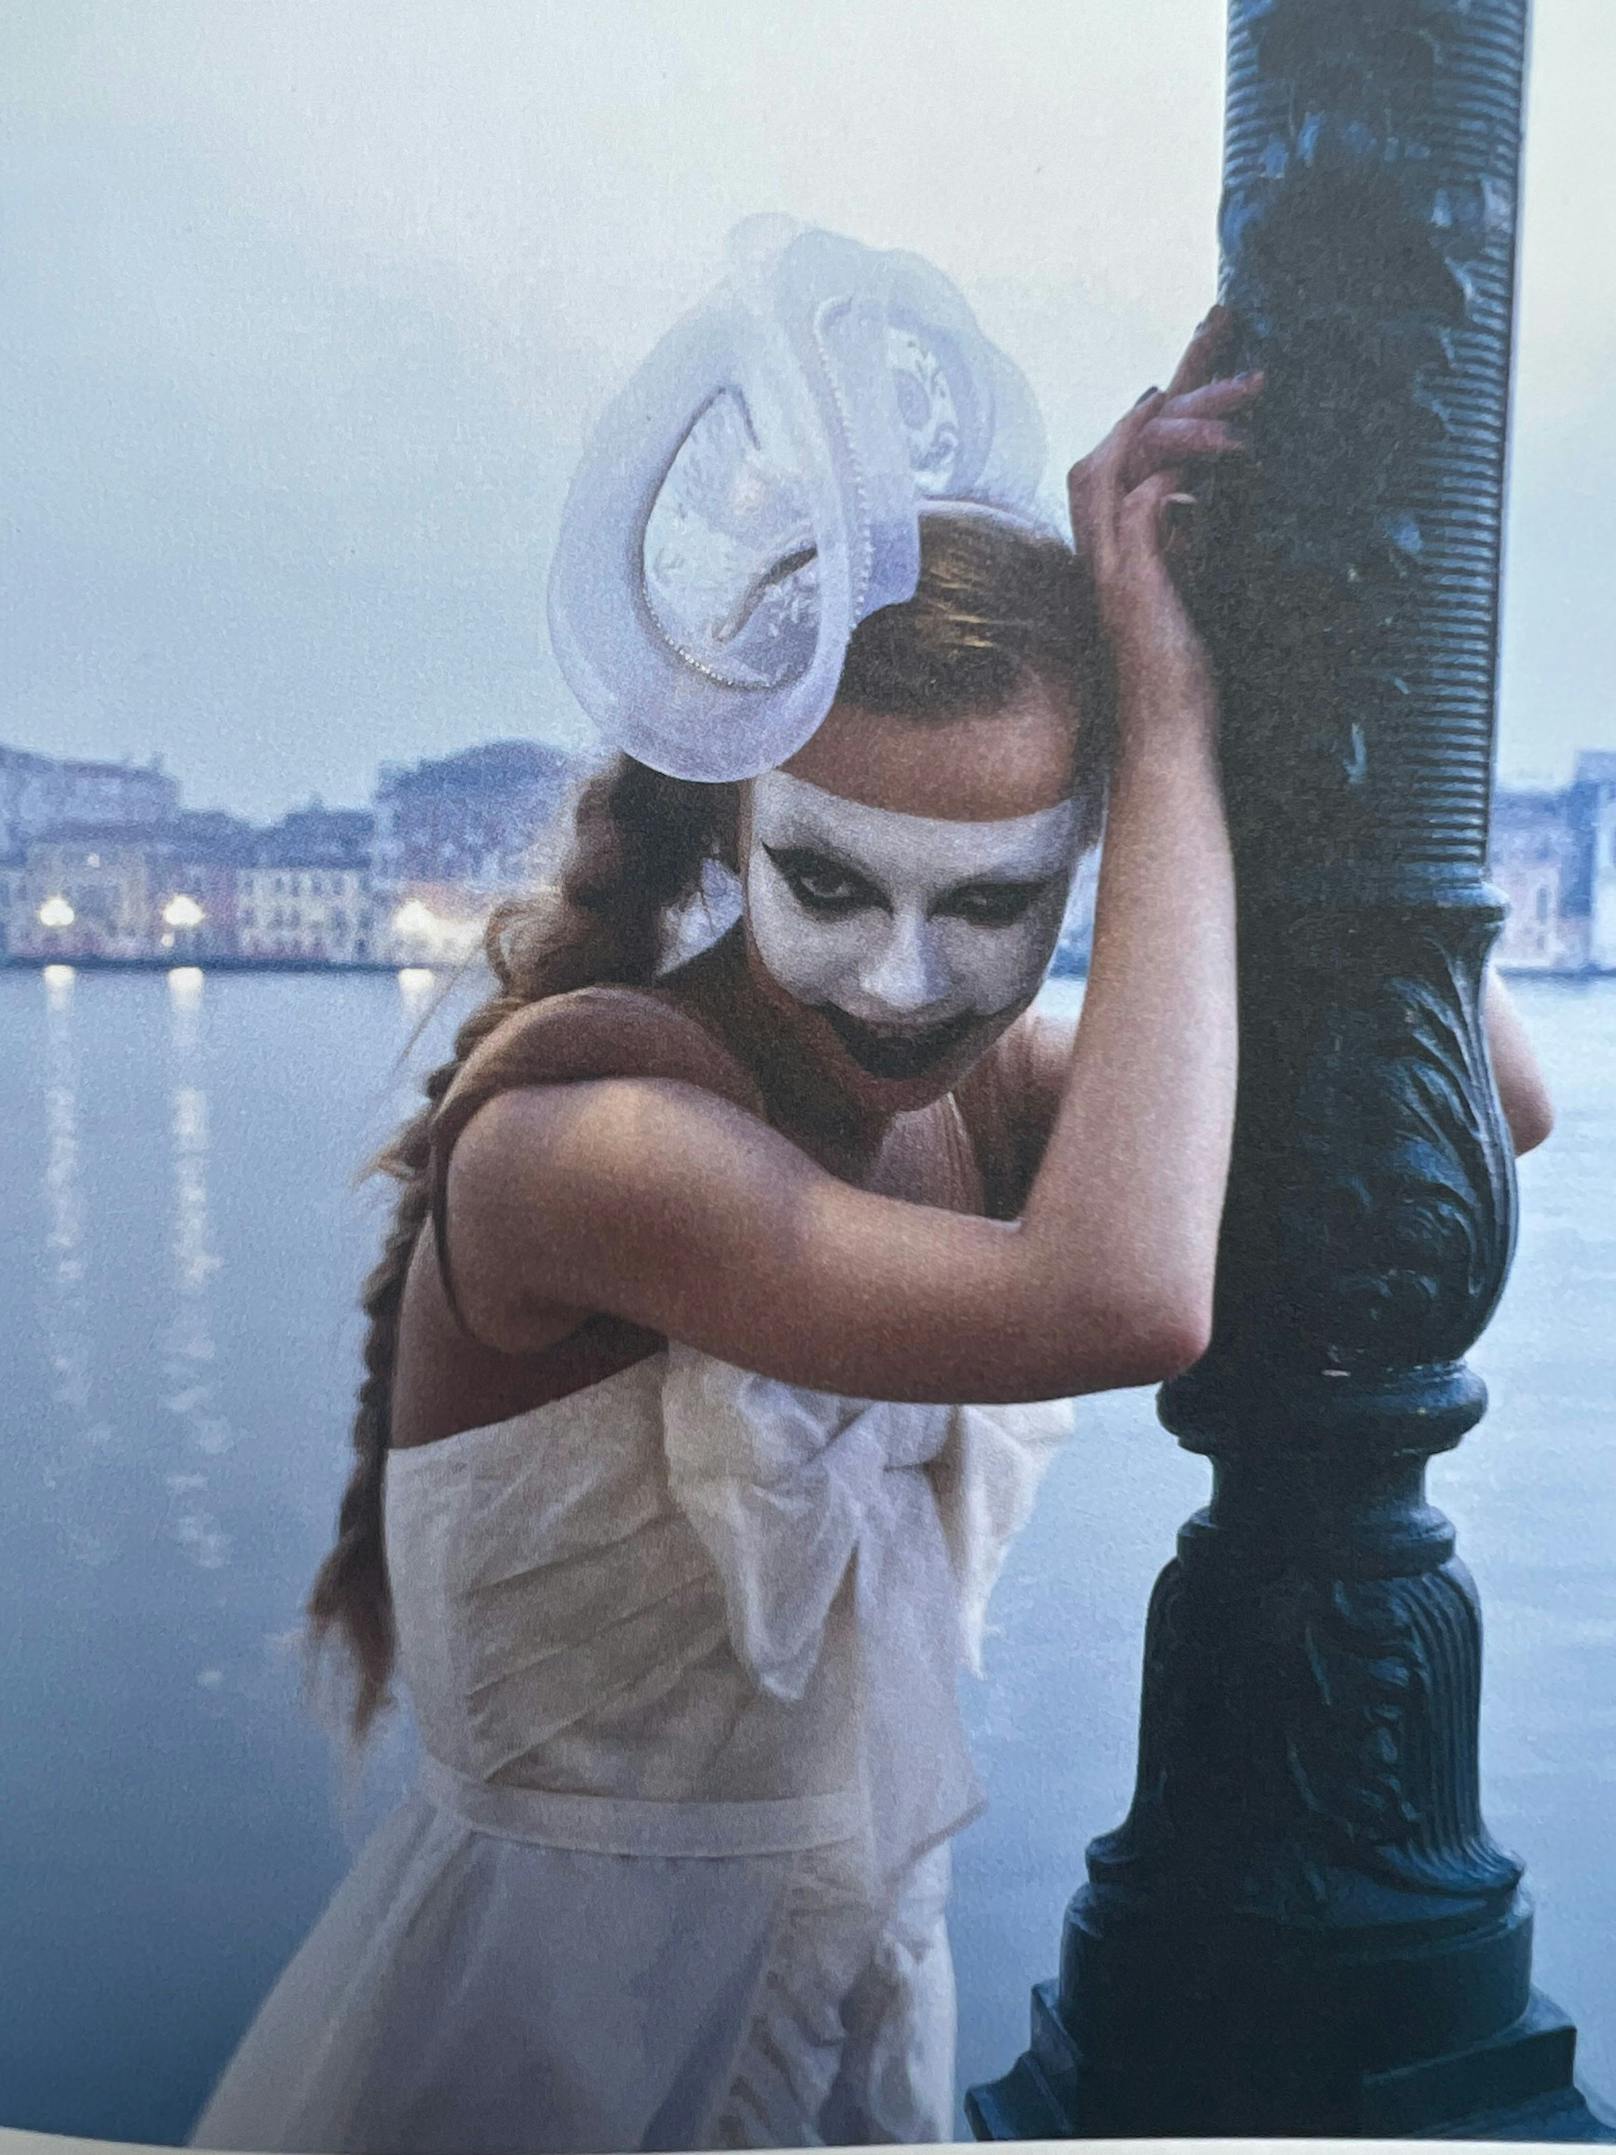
[397,965,436,1010]
[38,967,115,1565]
[171,1089,225,1307]
[163,984,234,1574]
[42,968,96,1420]
[169,965,204,1006]
[44,986,84,1311]
[168,964,204,1053]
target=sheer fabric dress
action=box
[189,989,1073,2154]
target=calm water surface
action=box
[2,965,1613,2143]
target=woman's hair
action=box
[306,508,1114,1738]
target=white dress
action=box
[190,1346,1070,2154]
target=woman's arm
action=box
[1484,963,1555,1154]
[445,329,1246,1405]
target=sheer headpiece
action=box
[547,216,1047,783]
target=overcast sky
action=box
[5,1,1612,822]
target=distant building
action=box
[12,823,170,959]
[372,741,572,899]
[258,803,376,869]
[1567,751,1616,973]
[1486,753,1616,974]
[0,744,178,857]
[371,741,573,967]
[1490,790,1586,972]
[152,810,261,959]
[239,807,379,964]
[0,848,26,960]
[235,860,373,964]
[0,740,587,968]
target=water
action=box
[1,964,1612,2144]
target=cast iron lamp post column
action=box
[969,0,1615,2139]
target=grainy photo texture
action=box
[2,3,1613,2149]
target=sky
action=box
[4,0,1613,822]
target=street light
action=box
[392,900,436,940]
[161,893,206,959]
[969,0,1614,2141]
[38,896,75,929]
[392,897,481,966]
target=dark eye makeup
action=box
[762,845,878,916]
[764,845,1058,927]
[942,880,1053,928]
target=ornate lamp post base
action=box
[968,1986,1615,2142]
[966,1410,1616,2143]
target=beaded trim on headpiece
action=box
[546,216,1048,783]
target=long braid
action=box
[307,756,728,1739]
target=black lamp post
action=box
[969,0,1616,2138]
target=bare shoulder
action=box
[422,983,768,1348]
[439,983,764,1130]
[438,1066,821,1366]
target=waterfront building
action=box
[0,744,178,857]
[237,807,378,964]
[235,861,374,964]
[1487,753,1616,974]
[372,741,573,899]
[1568,750,1616,973]
[1490,789,1587,972]
[4,730,1609,978]
[258,803,377,869]
[370,740,573,968]
[12,823,169,960]
[152,810,261,959]
[2,744,190,962]
[0,850,24,959]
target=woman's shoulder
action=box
[419,983,768,1360]
[437,983,767,1145]
[424,984,766,1287]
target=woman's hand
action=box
[1067,306,1262,732]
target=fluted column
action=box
[968,2,1616,2137]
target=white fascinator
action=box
[546,216,1047,783]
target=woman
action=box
[191,304,1550,2154]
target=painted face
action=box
[743,769,1081,1106]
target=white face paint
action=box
[745,770,1081,1083]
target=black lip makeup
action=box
[820,1006,979,1082]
